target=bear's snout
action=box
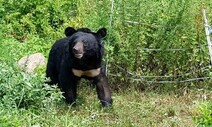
[73,42,84,59]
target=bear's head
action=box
[64,27,107,60]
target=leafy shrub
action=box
[0,62,62,109]
[105,1,209,83]
[0,0,79,39]
[1,0,212,89]
[193,102,212,126]
[0,110,22,127]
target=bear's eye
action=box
[83,42,89,47]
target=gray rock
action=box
[18,53,46,73]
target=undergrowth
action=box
[0,0,212,126]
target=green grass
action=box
[1,86,211,127]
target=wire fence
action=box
[140,43,208,52]
[107,1,212,84]
[108,64,212,84]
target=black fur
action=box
[46,27,112,107]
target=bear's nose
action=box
[73,47,79,54]
[73,47,83,54]
[73,41,84,54]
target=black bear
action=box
[46,27,112,107]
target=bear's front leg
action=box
[93,72,112,107]
[59,70,80,106]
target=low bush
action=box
[193,102,212,126]
[0,62,62,109]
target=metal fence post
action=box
[203,9,212,65]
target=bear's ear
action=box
[97,28,107,38]
[64,27,77,37]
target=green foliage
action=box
[193,102,212,126]
[0,109,22,127]
[0,61,63,126]
[106,0,212,86]
[1,0,212,88]
[0,0,79,39]
[0,62,62,109]
[0,1,212,126]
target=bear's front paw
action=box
[65,98,77,107]
[101,99,113,107]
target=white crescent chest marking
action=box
[72,68,101,77]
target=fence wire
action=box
[107,3,212,84]
[108,64,212,84]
